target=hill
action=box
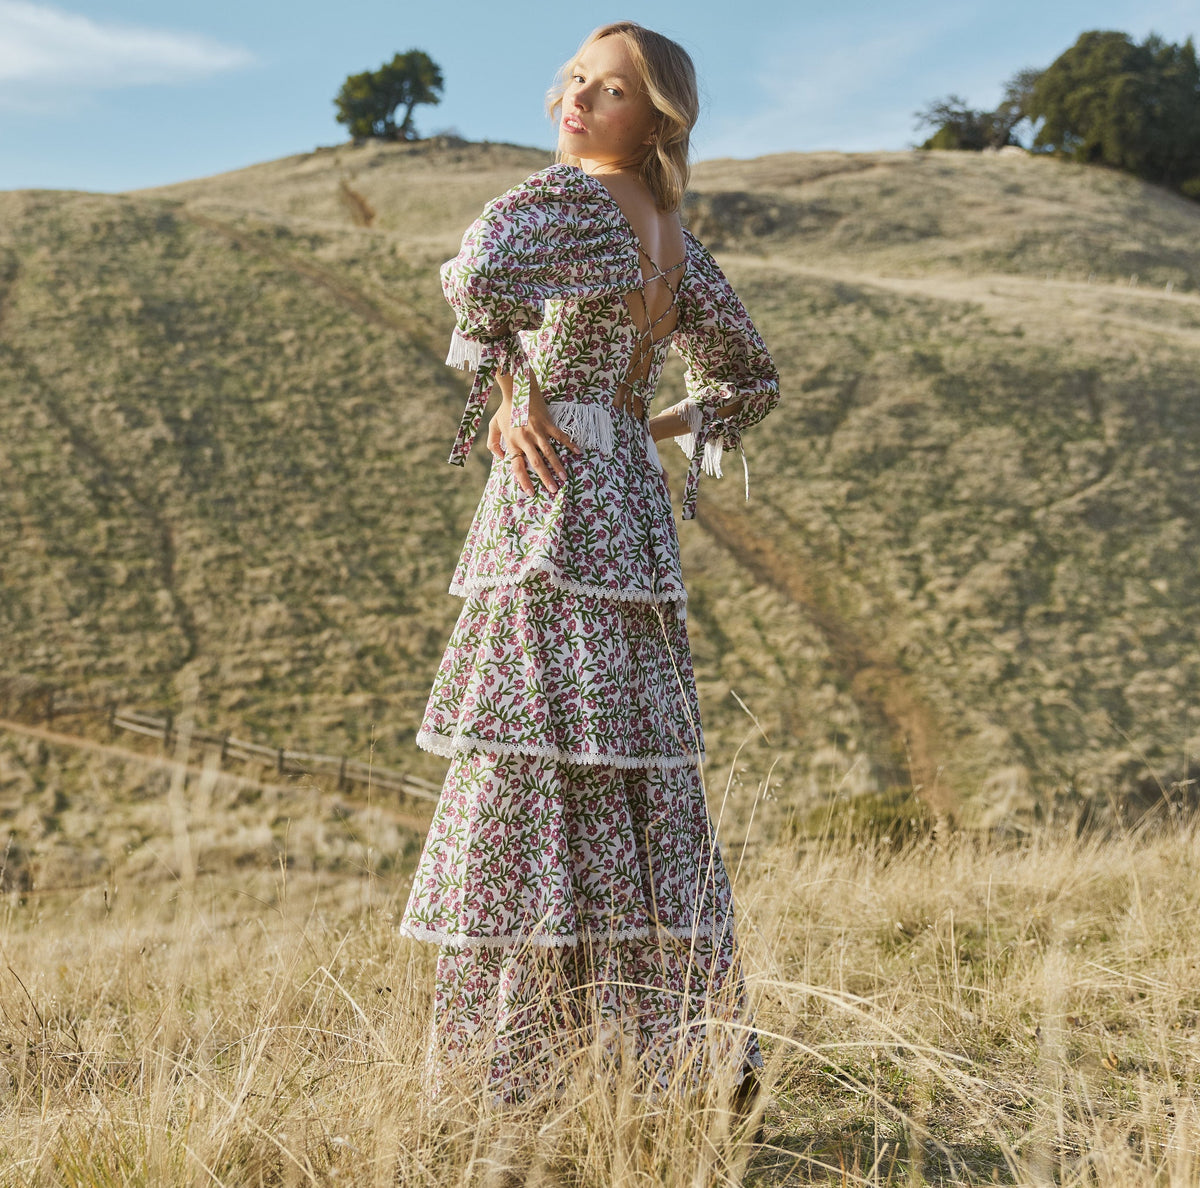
[2,139,1198,827]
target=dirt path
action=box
[177,208,437,352]
[725,255,1200,347]
[694,504,956,816]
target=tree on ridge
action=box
[334,50,444,141]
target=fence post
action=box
[163,712,173,753]
[338,756,348,793]
[220,732,230,765]
[107,702,117,738]
[276,747,285,775]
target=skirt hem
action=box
[450,560,687,609]
[398,920,719,949]
[415,728,704,770]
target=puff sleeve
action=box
[440,164,640,466]
[664,233,781,518]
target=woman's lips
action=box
[561,115,587,134]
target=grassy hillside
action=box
[2,139,1198,824]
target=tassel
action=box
[669,399,704,462]
[445,328,483,371]
[547,401,615,456]
[701,437,724,479]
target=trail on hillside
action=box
[176,208,438,351]
[725,255,1200,345]
[0,341,200,669]
[694,503,956,816]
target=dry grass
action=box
[2,726,1199,1185]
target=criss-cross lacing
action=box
[616,245,685,418]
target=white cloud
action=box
[0,1,253,88]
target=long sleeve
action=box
[439,165,639,466]
[667,233,780,518]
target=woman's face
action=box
[558,35,658,173]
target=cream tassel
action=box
[701,437,724,478]
[547,401,615,456]
[445,328,483,371]
[645,431,663,473]
[668,399,705,464]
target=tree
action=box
[1029,31,1200,195]
[914,94,1024,151]
[334,50,444,141]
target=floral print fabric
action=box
[429,929,758,1102]
[439,163,780,520]
[400,164,775,1101]
[419,574,702,769]
[402,752,725,947]
[450,403,686,611]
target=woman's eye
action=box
[606,87,622,97]
[571,73,585,83]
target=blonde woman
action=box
[400,21,780,1107]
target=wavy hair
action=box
[547,22,699,213]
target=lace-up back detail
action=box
[617,244,686,414]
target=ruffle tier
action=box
[399,751,730,948]
[418,575,704,768]
[450,402,686,606]
[428,931,763,1103]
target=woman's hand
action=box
[488,373,580,497]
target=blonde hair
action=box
[547,22,699,213]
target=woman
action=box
[400,21,780,1105]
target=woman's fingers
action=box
[486,417,505,459]
[525,441,562,493]
[548,427,582,456]
[507,440,569,495]
[505,420,585,496]
[509,453,535,496]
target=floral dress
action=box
[399,163,780,1101]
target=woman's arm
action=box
[649,395,745,443]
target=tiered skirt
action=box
[400,404,761,1101]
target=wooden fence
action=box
[0,679,441,805]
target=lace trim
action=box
[398,919,720,950]
[449,559,687,607]
[416,728,703,770]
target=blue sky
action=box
[0,0,1195,192]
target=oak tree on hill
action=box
[334,50,444,141]
[916,30,1200,201]
[1029,31,1200,196]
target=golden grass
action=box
[2,730,1199,1185]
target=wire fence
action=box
[0,677,441,805]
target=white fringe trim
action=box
[669,399,724,475]
[546,401,614,457]
[702,438,724,479]
[416,728,704,770]
[445,328,483,371]
[398,920,722,950]
[449,559,687,607]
